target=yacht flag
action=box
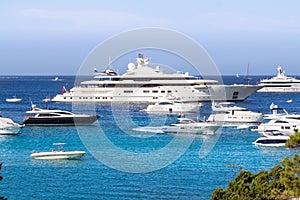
[62,86,67,94]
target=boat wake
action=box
[132,126,164,133]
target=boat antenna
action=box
[108,56,112,69]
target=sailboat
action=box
[243,63,253,84]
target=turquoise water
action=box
[0,76,299,199]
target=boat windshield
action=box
[37,113,62,117]
[256,139,287,144]
[158,102,173,105]
[55,112,73,115]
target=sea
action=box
[0,75,299,200]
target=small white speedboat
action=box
[252,135,290,147]
[31,143,86,160]
[0,116,24,135]
[6,95,22,103]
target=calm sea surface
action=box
[0,75,299,199]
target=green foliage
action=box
[286,132,300,149]
[211,154,300,200]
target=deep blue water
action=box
[0,76,299,200]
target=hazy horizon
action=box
[1,1,300,75]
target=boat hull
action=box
[252,136,289,147]
[209,85,262,102]
[0,126,23,135]
[252,142,287,147]
[52,85,261,103]
[23,116,99,126]
[258,85,300,92]
[145,104,199,113]
[6,98,22,103]
[31,151,86,160]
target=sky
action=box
[1,0,300,75]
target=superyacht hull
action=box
[51,85,261,103]
[257,66,300,92]
[51,54,261,103]
[257,85,300,92]
[209,85,262,102]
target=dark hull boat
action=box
[23,105,99,126]
[24,115,99,125]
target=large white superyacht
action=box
[52,54,261,103]
[258,66,300,92]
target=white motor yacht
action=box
[162,117,220,134]
[51,54,261,103]
[254,103,300,135]
[252,135,290,147]
[258,66,300,92]
[207,102,263,123]
[23,104,99,126]
[0,116,24,135]
[256,118,300,136]
[144,98,201,113]
[30,143,86,160]
[264,102,300,122]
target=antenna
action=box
[108,56,112,69]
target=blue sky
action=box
[1,0,300,75]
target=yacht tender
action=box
[30,143,86,160]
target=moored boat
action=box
[252,135,290,147]
[258,66,300,92]
[0,116,24,135]
[30,143,86,160]
[144,99,201,113]
[23,104,99,126]
[207,102,263,123]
